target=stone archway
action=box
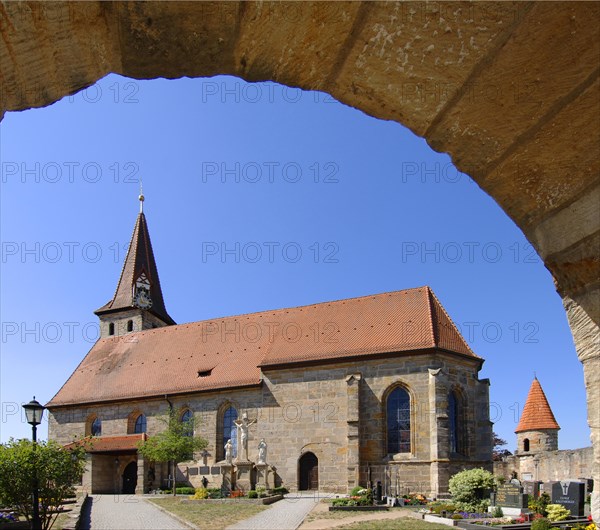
[122,461,137,494]
[299,452,319,491]
[1,1,598,517]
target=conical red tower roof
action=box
[515,378,560,433]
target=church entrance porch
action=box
[67,434,147,494]
[299,452,319,491]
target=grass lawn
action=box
[339,519,452,529]
[52,511,72,530]
[147,497,269,529]
[306,507,420,522]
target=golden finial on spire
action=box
[139,179,145,213]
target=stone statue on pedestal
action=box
[257,439,267,464]
[225,439,233,464]
[233,412,256,461]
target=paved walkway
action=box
[83,494,189,530]
[227,492,326,530]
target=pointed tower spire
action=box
[95,194,175,336]
[515,377,559,453]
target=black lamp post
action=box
[23,397,45,530]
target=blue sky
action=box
[0,74,589,451]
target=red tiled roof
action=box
[47,287,479,407]
[515,378,560,433]
[64,434,146,453]
[95,212,175,325]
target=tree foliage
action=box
[137,408,208,495]
[448,467,496,513]
[492,431,513,461]
[0,438,86,530]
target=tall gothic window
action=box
[134,414,147,434]
[223,406,238,458]
[180,409,193,437]
[449,391,459,453]
[523,438,530,452]
[91,417,102,437]
[386,387,411,454]
[127,320,133,332]
[108,323,115,336]
[449,390,466,455]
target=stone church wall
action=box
[494,447,593,483]
[48,351,493,495]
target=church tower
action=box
[94,193,176,338]
[515,377,560,454]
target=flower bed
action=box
[181,494,283,506]
[454,518,590,529]
[424,513,590,529]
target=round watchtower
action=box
[515,377,560,454]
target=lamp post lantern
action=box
[23,397,45,530]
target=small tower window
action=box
[127,320,133,332]
[108,323,115,336]
[523,438,530,452]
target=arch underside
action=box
[1,0,598,516]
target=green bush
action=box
[546,504,570,522]
[350,486,367,496]
[332,498,358,507]
[492,506,503,517]
[451,514,464,520]
[448,468,495,513]
[428,502,457,515]
[531,517,552,530]
[270,486,289,495]
[357,488,373,506]
[176,487,196,495]
[207,487,223,499]
[529,492,551,516]
[247,490,258,499]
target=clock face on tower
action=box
[134,289,153,309]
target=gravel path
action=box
[84,494,189,530]
[227,492,324,530]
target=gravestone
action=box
[188,467,199,476]
[198,466,210,475]
[523,481,542,498]
[549,481,585,516]
[490,484,529,515]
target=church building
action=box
[47,198,493,496]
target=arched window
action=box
[449,391,459,453]
[386,387,411,454]
[523,438,530,452]
[108,323,115,336]
[180,409,193,437]
[134,414,147,434]
[91,417,102,436]
[127,320,133,332]
[223,406,238,458]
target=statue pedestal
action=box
[220,463,234,494]
[234,460,255,492]
[255,463,271,490]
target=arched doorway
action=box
[299,452,318,491]
[122,462,137,494]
